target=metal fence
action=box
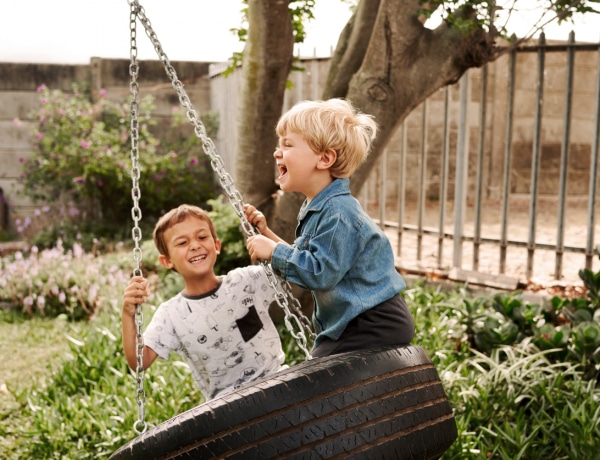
[210,34,600,288]
[362,33,600,288]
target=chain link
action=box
[127,1,314,366]
[128,1,147,436]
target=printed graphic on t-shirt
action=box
[142,266,284,399]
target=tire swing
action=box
[110,2,458,459]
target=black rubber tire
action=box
[110,345,457,460]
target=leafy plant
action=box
[441,343,600,459]
[0,241,132,320]
[16,83,220,244]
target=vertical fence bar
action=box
[438,87,451,268]
[397,121,407,257]
[527,33,546,279]
[555,31,575,279]
[311,51,319,101]
[500,50,516,274]
[586,37,600,270]
[473,66,488,271]
[453,74,470,268]
[295,49,303,101]
[379,149,387,228]
[417,101,428,260]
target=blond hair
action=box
[153,204,217,256]
[275,99,377,178]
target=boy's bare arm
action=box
[122,276,158,370]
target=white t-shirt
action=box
[143,265,286,399]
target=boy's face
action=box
[275,130,326,199]
[158,216,221,280]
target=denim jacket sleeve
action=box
[271,205,358,290]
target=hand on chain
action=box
[123,276,149,316]
[246,235,276,263]
[243,204,268,234]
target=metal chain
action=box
[127,2,315,359]
[128,1,147,436]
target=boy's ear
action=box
[317,148,337,170]
[158,254,174,269]
[215,238,222,254]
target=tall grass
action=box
[1,276,599,458]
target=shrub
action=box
[0,241,132,320]
[16,83,220,244]
[0,195,252,322]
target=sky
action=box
[0,1,352,64]
[0,1,598,65]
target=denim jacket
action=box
[271,178,406,346]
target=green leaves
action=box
[17,84,220,245]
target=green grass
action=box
[0,312,74,455]
[0,312,73,407]
[2,277,600,459]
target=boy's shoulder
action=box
[224,264,264,280]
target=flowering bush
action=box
[0,195,251,321]
[17,83,220,241]
[0,240,132,320]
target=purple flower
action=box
[36,133,43,140]
[97,180,104,187]
[36,296,45,308]
[74,177,84,184]
[80,140,89,148]
[190,158,199,165]
[99,89,107,98]
[36,84,47,93]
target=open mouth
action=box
[189,255,207,264]
[277,164,288,179]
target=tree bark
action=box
[344,0,496,195]
[235,0,295,206]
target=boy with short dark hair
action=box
[122,204,285,400]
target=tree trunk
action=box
[342,0,495,195]
[235,0,295,207]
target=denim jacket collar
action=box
[298,178,350,220]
